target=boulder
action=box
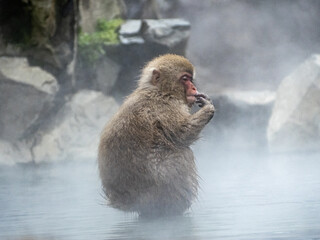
[143,19,190,50]
[30,90,119,163]
[114,18,190,97]
[119,19,190,52]
[267,55,320,153]
[119,20,144,45]
[208,90,276,149]
[0,57,59,142]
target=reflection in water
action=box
[108,215,197,240]
[1,148,320,240]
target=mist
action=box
[1,0,320,239]
[179,0,320,91]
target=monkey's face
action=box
[179,72,198,105]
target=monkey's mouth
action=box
[186,95,197,104]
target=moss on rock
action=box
[78,18,123,65]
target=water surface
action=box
[1,149,320,240]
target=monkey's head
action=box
[139,54,199,106]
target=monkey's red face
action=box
[179,72,198,105]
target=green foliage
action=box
[78,18,124,65]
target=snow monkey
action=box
[98,54,215,217]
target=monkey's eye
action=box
[182,75,193,82]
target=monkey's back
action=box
[98,90,199,217]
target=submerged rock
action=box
[267,54,320,153]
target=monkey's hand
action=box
[195,93,212,108]
[195,93,215,121]
[177,93,215,145]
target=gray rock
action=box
[119,20,142,36]
[119,35,145,45]
[96,57,121,95]
[0,57,58,94]
[153,18,190,30]
[267,54,320,153]
[118,18,190,49]
[0,140,32,165]
[31,90,119,163]
[209,90,275,149]
[143,19,190,48]
[0,43,21,56]
[114,18,191,97]
[119,20,145,45]
[0,57,59,142]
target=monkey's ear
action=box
[151,69,161,85]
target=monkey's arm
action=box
[175,97,215,146]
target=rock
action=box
[96,57,121,95]
[30,90,119,163]
[209,90,276,149]
[114,18,191,97]
[0,140,32,166]
[29,0,57,45]
[119,20,142,36]
[0,0,75,74]
[119,20,145,45]
[119,19,190,51]
[267,54,320,153]
[0,57,59,142]
[119,35,145,45]
[143,19,190,50]
[77,18,190,97]
[0,57,58,95]
[79,0,126,33]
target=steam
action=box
[175,0,320,91]
[1,0,320,239]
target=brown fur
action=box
[98,54,215,217]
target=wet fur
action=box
[98,54,214,217]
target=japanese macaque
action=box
[98,54,215,217]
